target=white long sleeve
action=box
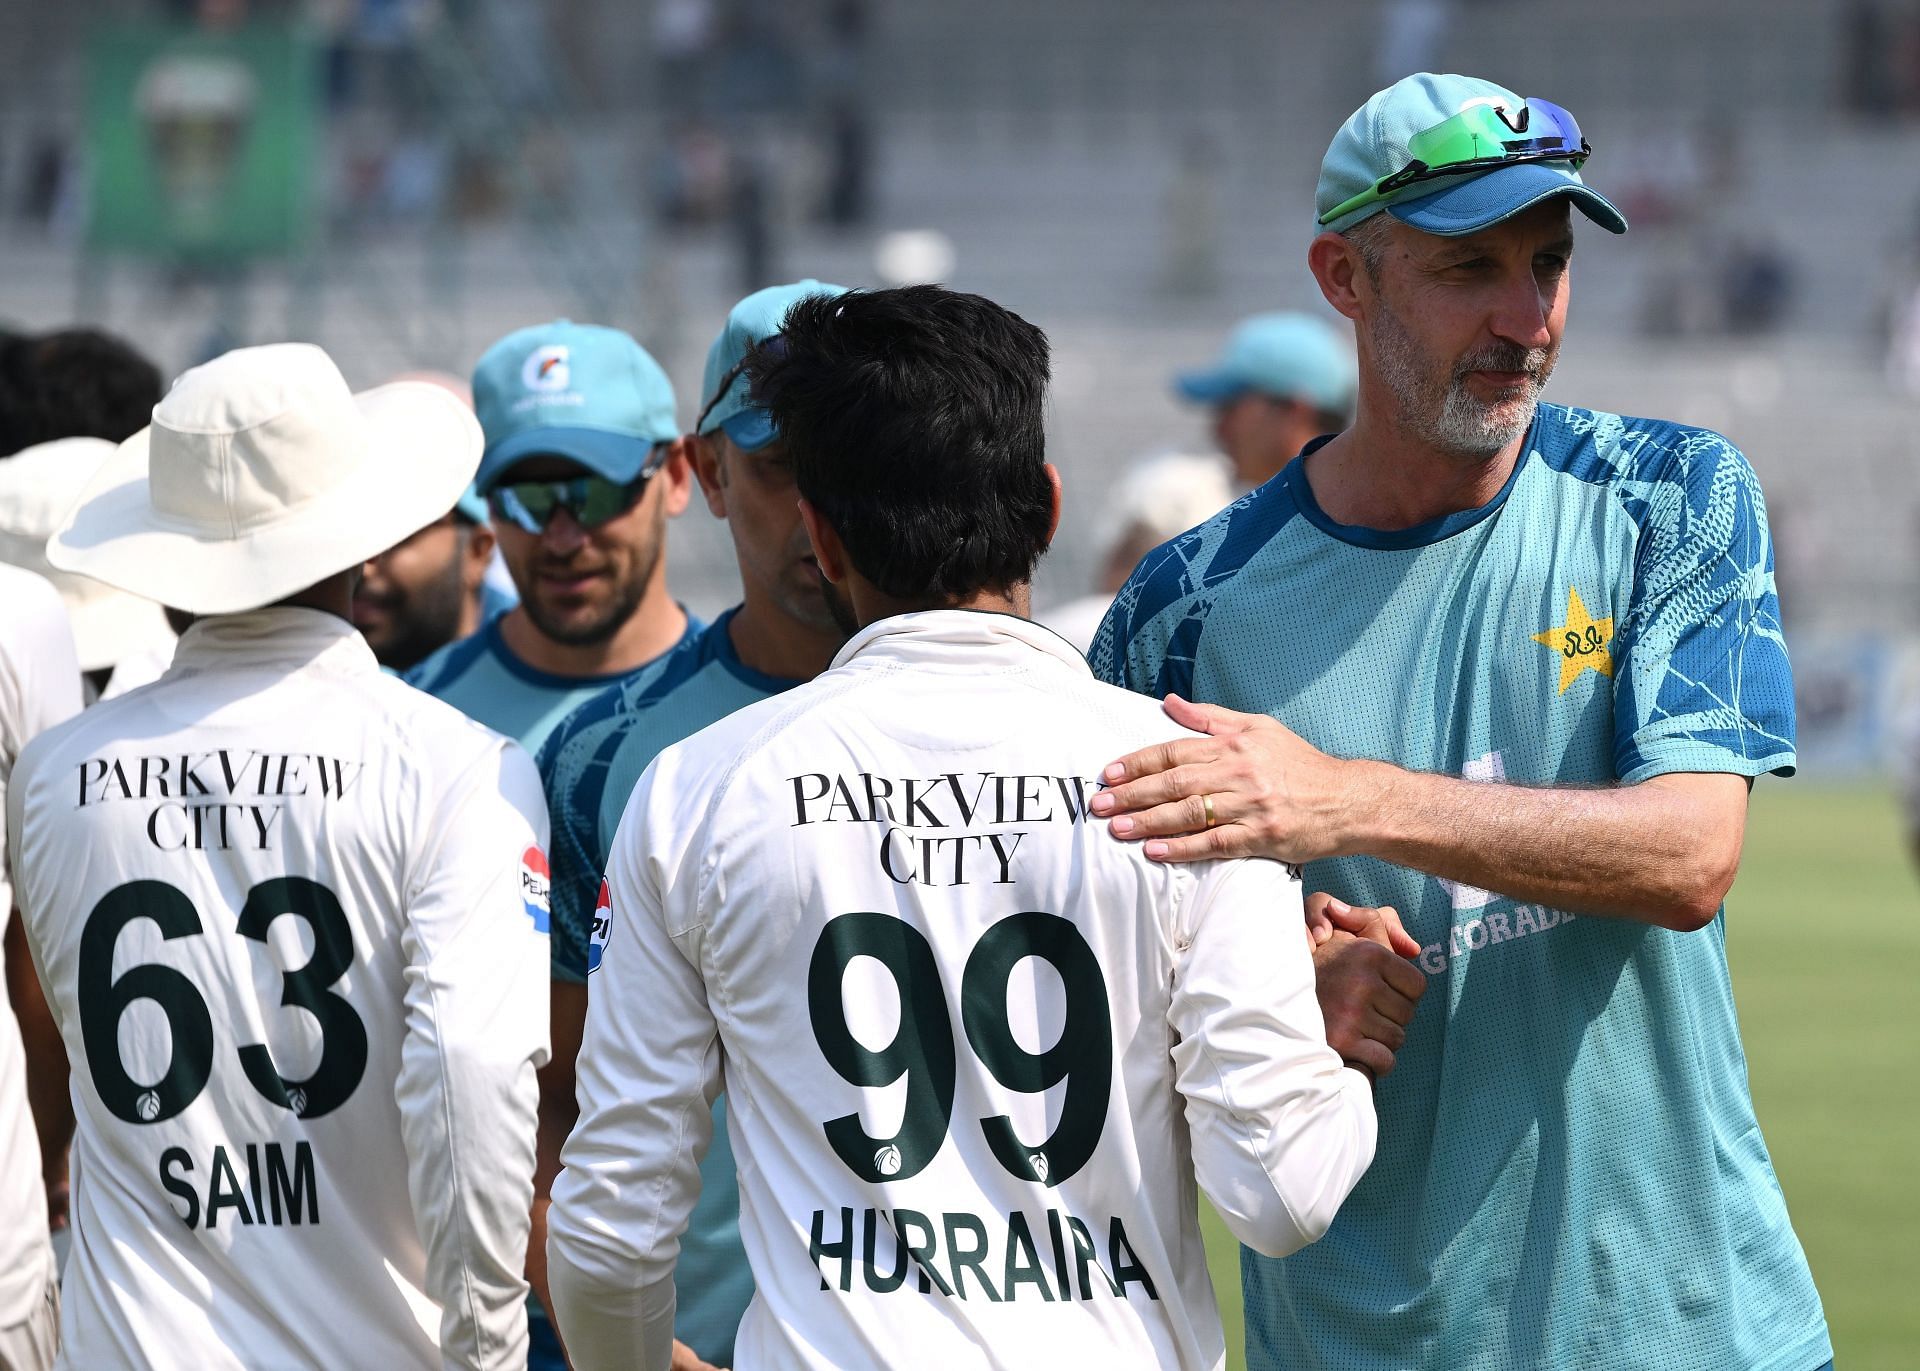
[400,740,552,1369]
[0,566,81,1329]
[547,770,720,1371]
[1170,858,1377,1257]
[542,610,1380,1370]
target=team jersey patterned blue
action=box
[1090,403,1830,1371]
[536,607,803,1366]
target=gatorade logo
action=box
[587,878,612,974]
[521,344,571,393]
[520,847,551,933]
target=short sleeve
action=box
[1612,431,1795,783]
[1088,540,1198,696]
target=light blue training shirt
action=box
[539,607,803,1366]
[405,609,701,765]
[1092,403,1830,1371]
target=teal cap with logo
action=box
[1176,312,1356,413]
[697,279,851,452]
[1316,73,1627,238]
[471,320,679,493]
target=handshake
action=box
[1303,893,1426,1082]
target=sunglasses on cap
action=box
[488,448,670,534]
[1318,98,1591,226]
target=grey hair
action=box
[1340,214,1394,280]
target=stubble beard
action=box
[359,551,467,672]
[1368,300,1556,459]
[525,528,663,648]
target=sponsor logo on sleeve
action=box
[587,877,611,973]
[520,847,551,933]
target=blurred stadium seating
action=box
[0,0,1914,728]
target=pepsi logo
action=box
[587,877,612,974]
[520,847,551,933]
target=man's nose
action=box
[1489,271,1552,351]
[541,507,589,554]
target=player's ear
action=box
[461,519,495,590]
[797,497,848,584]
[1041,463,1063,550]
[687,432,728,518]
[656,435,697,519]
[1309,230,1367,322]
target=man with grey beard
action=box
[1090,73,1829,1371]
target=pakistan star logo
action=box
[1531,586,1614,695]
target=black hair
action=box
[0,327,163,456]
[745,285,1053,603]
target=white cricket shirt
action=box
[549,611,1375,1371]
[8,608,552,1371]
[0,565,82,1330]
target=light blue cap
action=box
[470,320,679,492]
[1176,312,1356,413]
[454,485,488,523]
[1316,73,1627,238]
[698,279,851,452]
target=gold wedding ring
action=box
[1202,793,1217,829]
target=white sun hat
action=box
[0,437,177,672]
[49,342,482,616]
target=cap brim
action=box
[1388,162,1628,237]
[719,409,778,452]
[49,383,482,616]
[1174,369,1250,404]
[476,425,659,492]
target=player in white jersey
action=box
[0,564,83,1371]
[7,344,551,1371]
[549,287,1376,1371]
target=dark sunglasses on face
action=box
[488,451,667,534]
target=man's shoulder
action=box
[13,691,103,788]
[1092,476,1304,675]
[403,620,499,698]
[646,681,814,796]
[1068,670,1211,747]
[373,668,521,756]
[1532,402,1759,498]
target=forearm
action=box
[1175,862,1377,1257]
[1347,764,1745,928]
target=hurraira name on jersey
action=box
[74,748,365,853]
[810,1206,1160,1305]
[789,771,1099,887]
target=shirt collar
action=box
[831,609,1091,676]
[170,607,381,677]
